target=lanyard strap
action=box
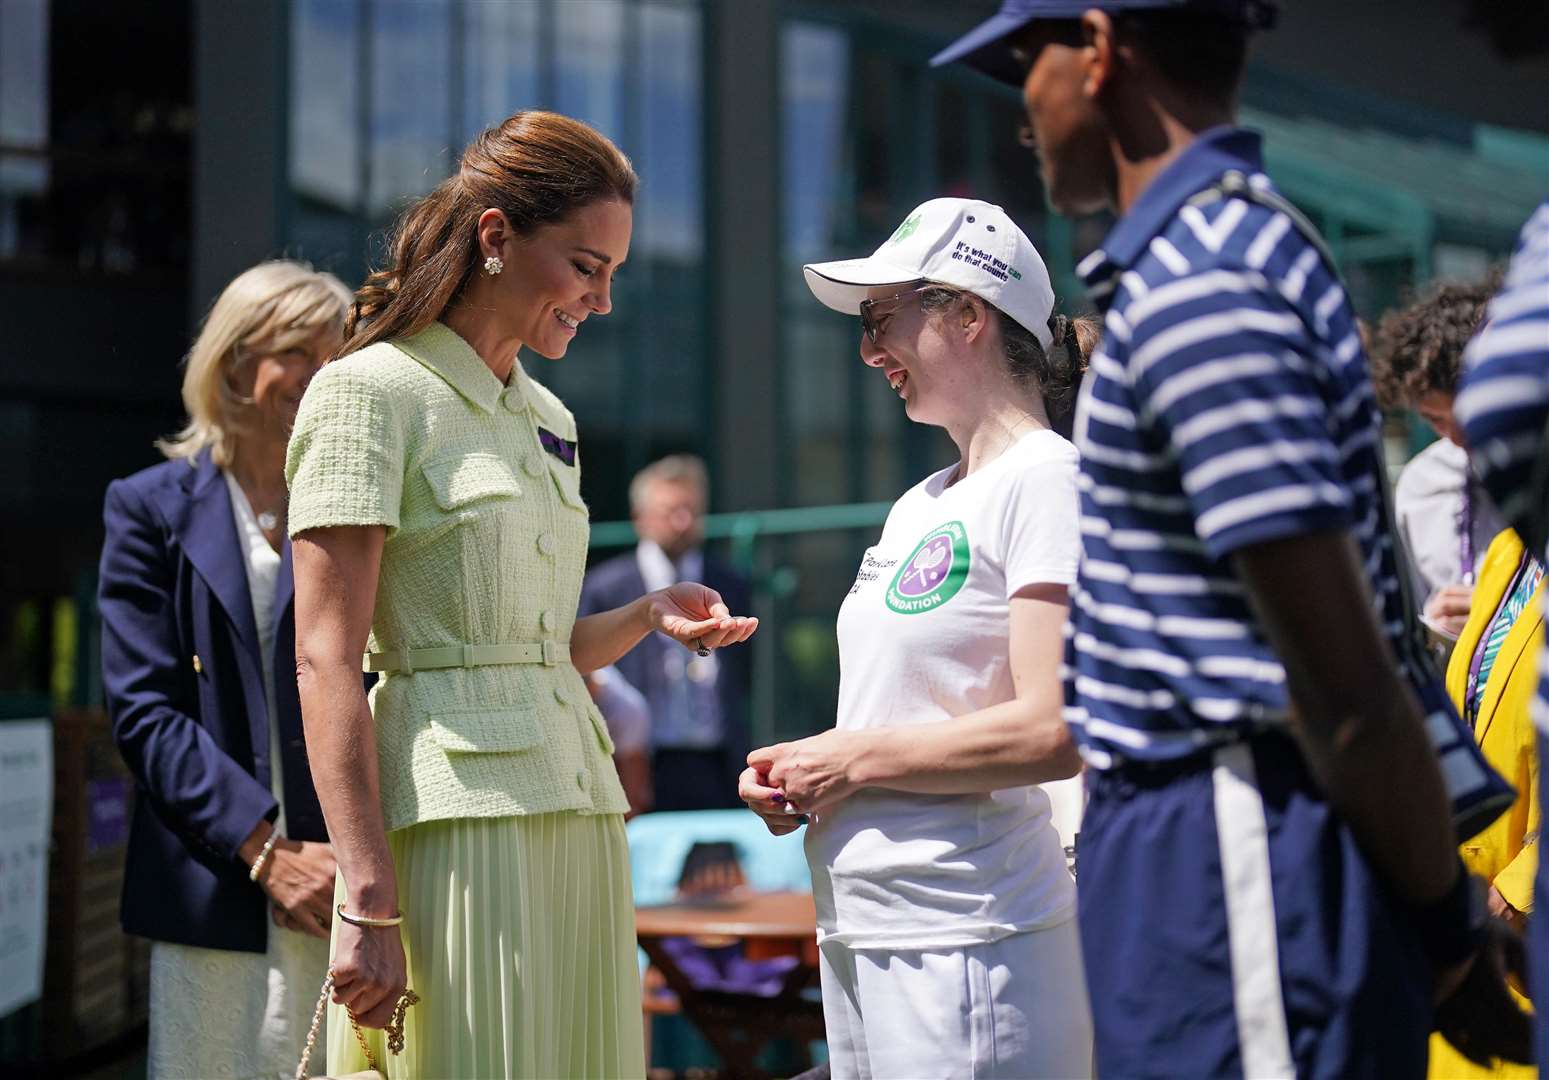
[1460,477,1476,585]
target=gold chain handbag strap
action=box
[294,969,419,1080]
[295,971,337,1080]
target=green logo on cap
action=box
[888,213,922,245]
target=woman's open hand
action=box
[645,582,758,650]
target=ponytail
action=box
[999,307,1097,423]
[339,111,637,359]
[341,174,479,355]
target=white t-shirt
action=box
[1393,437,1504,602]
[806,429,1081,949]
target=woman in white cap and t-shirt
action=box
[740,197,1097,1078]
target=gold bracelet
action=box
[247,828,279,882]
[337,903,405,928]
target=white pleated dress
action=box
[145,474,330,1080]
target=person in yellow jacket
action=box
[1431,526,1543,1079]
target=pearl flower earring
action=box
[483,255,504,276]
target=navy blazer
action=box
[578,547,752,772]
[99,449,326,952]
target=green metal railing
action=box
[590,500,891,567]
[590,501,892,748]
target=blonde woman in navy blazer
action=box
[99,261,351,1078]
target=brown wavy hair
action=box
[340,111,637,356]
[1369,270,1502,409]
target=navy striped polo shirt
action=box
[1066,127,1438,768]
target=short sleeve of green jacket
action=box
[286,352,407,536]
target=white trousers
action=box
[818,919,1094,1080]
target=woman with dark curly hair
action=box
[1371,273,1505,644]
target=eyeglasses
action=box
[858,284,935,344]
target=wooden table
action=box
[636,891,824,1079]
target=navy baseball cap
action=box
[930,0,1278,86]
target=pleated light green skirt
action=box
[326,812,645,1079]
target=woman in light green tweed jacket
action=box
[285,112,757,1078]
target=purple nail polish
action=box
[769,792,786,804]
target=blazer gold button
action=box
[192,654,202,675]
[576,769,590,790]
[536,533,555,555]
[553,686,569,706]
[540,610,556,632]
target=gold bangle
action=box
[337,903,404,928]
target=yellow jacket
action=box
[1430,528,1542,1080]
[1448,529,1543,914]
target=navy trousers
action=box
[1077,731,1432,1079]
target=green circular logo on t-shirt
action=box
[886,521,970,614]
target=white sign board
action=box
[0,720,52,1017]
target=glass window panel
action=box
[784,311,854,505]
[780,22,849,265]
[625,0,705,458]
[369,0,453,216]
[462,0,541,139]
[541,0,708,515]
[932,81,976,199]
[290,0,361,210]
[0,0,48,150]
[636,1,701,260]
[781,21,857,505]
[554,0,625,143]
[0,0,50,226]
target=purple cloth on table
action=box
[661,935,801,996]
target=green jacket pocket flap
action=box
[429,709,544,753]
[585,703,615,755]
[422,452,522,511]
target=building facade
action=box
[2,0,1546,730]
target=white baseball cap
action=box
[803,197,1058,350]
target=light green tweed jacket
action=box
[286,321,628,831]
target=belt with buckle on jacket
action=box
[364,641,570,674]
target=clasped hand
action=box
[260,837,337,940]
[740,730,867,834]
[1434,909,1533,1065]
[645,582,758,650]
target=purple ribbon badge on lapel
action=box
[538,428,576,466]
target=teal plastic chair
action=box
[627,808,812,907]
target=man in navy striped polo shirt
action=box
[935,2,1529,1076]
